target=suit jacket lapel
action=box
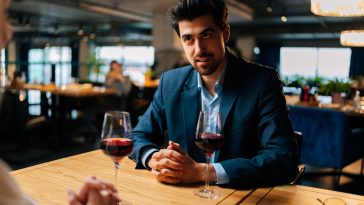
[220,52,242,128]
[181,70,201,157]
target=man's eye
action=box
[201,33,211,38]
[183,37,192,42]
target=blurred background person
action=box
[105,60,131,98]
[104,60,132,110]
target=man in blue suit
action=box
[132,0,298,187]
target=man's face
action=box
[178,14,230,76]
[0,0,12,49]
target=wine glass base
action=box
[194,189,220,199]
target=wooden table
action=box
[10,150,252,205]
[245,185,364,205]
[11,150,364,205]
[7,83,119,147]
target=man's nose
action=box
[195,39,206,53]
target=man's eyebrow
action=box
[200,28,215,34]
[181,28,216,39]
[181,34,192,39]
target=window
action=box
[28,46,71,116]
[280,47,351,80]
[0,49,5,69]
[94,46,154,84]
[29,49,49,84]
[28,90,41,116]
[1,49,5,87]
[28,47,72,85]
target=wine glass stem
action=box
[114,162,120,187]
[205,155,211,191]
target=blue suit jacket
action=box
[132,51,298,186]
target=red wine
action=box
[195,132,223,155]
[100,138,133,162]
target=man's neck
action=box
[201,58,227,96]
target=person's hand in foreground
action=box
[68,176,121,205]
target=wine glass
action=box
[100,111,133,187]
[194,111,223,199]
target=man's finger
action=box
[154,149,185,163]
[155,158,183,171]
[159,168,183,178]
[151,169,181,184]
[165,149,185,162]
[168,141,187,155]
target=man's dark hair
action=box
[168,0,228,36]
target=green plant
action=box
[318,79,352,96]
[87,54,104,81]
[306,76,325,88]
[282,74,306,87]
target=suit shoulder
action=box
[163,65,194,77]
[160,66,194,88]
[228,51,278,75]
[231,57,279,81]
[243,59,278,74]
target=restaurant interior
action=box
[1,0,364,204]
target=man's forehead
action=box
[178,15,217,35]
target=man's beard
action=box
[195,62,219,76]
[194,53,219,76]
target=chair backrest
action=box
[290,131,305,185]
[288,106,362,169]
[293,131,302,163]
[0,90,28,135]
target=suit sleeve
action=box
[131,74,167,169]
[220,70,299,186]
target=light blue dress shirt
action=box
[196,67,230,185]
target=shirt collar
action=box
[197,64,226,92]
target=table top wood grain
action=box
[11,150,249,205]
[11,150,364,205]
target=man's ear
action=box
[223,25,230,44]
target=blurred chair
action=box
[288,106,364,184]
[0,90,49,147]
[290,131,305,185]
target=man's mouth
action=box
[195,55,212,63]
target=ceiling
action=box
[8,0,364,47]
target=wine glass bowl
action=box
[195,132,224,156]
[100,111,133,186]
[100,137,133,163]
[194,111,223,199]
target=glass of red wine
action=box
[194,110,223,199]
[100,111,133,188]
